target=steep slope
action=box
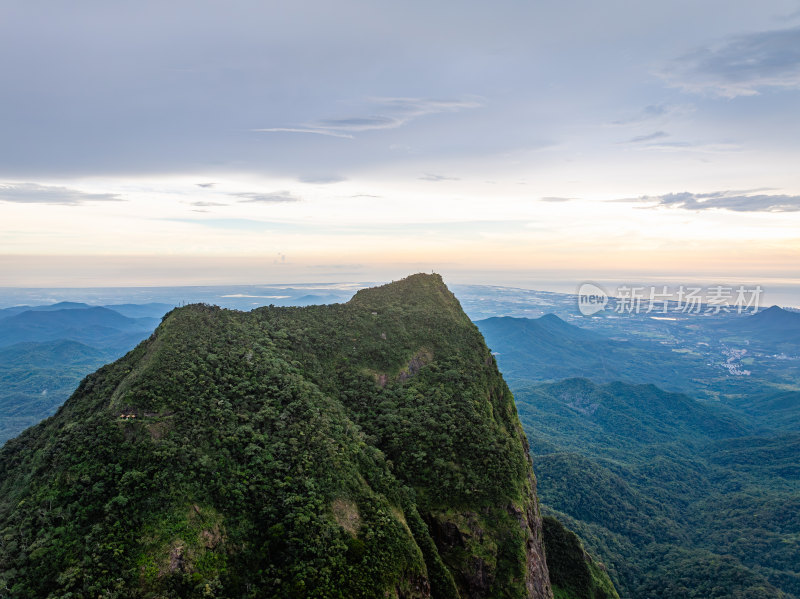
[542,516,619,599]
[0,274,553,599]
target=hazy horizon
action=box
[2,273,799,310]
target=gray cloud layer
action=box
[419,173,460,182]
[231,191,301,204]
[0,2,797,181]
[663,26,800,97]
[0,183,123,205]
[190,201,228,207]
[297,175,346,184]
[625,190,800,212]
[256,97,482,139]
[625,131,669,144]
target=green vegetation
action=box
[542,516,618,599]
[513,379,799,598]
[0,340,116,444]
[0,274,559,599]
[476,316,720,398]
[0,305,162,444]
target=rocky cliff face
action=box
[0,273,552,598]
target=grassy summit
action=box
[0,274,555,599]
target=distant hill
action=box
[476,315,716,396]
[516,379,749,458]
[731,389,800,432]
[751,305,800,330]
[103,302,174,319]
[0,306,158,349]
[0,340,114,444]
[0,339,112,368]
[719,305,800,348]
[0,302,94,319]
[28,301,94,311]
[0,305,160,444]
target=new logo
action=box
[577,282,608,316]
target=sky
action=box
[1,0,799,293]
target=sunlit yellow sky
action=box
[1,1,799,292]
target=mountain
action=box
[0,339,111,368]
[731,389,800,432]
[0,306,158,350]
[0,301,94,319]
[719,305,800,349]
[750,306,800,330]
[517,378,749,453]
[0,306,161,445]
[27,301,95,311]
[0,340,115,444]
[476,315,717,396]
[511,379,798,598]
[0,274,568,599]
[104,302,174,319]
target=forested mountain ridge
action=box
[512,378,799,599]
[0,274,588,599]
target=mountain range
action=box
[0,303,167,444]
[0,275,617,598]
[1,280,797,598]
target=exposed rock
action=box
[168,543,186,573]
[523,466,552,599]
[398,574,432,599]
[467,556,494,598]
[398,349,433,382]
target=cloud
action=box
[254,127,355,139]
[662,26,800,97]
[540,196,575,202]
[255,96,482,138]
[621,190,800,212]
[298,175,346,184]
[196,182,216,188]
[625,131,669,144]
[190,201,228,207]
[615,131,738,153]
[162,218,291,231]
[611,104,691,125]
[231,191,301,203]
[0,182,123,205]
[418,173,460,182]
[637,141,741,153]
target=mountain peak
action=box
[348,273,463,314]
[0,274,553,599]
[757,305,795,317]
[748,304,800,329]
